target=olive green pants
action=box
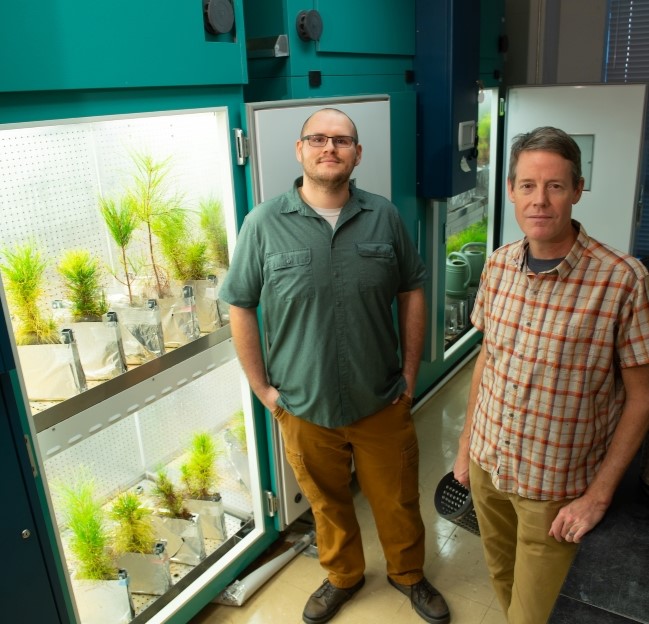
[275,397,425,589]
[470,462,579,624]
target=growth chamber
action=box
[0,1,284,621]
[0,106,277,624]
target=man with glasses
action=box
[219,108,450,624]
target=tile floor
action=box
[191,353,506,624]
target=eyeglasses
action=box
[301,134,357,149]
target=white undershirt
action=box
[312,206,343,229]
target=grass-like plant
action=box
[446,218,488,255]
[99,195,139,304]
[57,249,109,321]
[152,469,192,519]
[180,432,222,499]
[109,491,155,555]
[58,478,115,580]
[0,241,59,345]
[199,198,229,269]
[154,209,210,281]
[477,110,492,167]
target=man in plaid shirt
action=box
[454,126,649,623]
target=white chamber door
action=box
[242,95,392,528]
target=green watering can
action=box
[460,242,487,287]
[446,252,472,297]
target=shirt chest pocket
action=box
[355,242,399,292]
[536,321,610,375]
[266,249,315,301]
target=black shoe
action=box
[302,577,365,624]
[388,576,450,624]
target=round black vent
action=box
[204,0,235,35]
[296,10,323,42]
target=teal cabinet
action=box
[314,1,414,55]
[480,0,506,87]
[0,1,247,92]
[244,0,414,94]
[0,367,74,623]
[415,0,481,198]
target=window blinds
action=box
[605,0,649,257]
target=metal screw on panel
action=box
[21,529,31,539]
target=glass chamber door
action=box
[443,87,500,355]
[0,109,274,623]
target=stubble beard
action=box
[303,162,352,194]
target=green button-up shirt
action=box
[219,178,426,428]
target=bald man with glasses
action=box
[220,108,450,624]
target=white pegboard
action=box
[44,415,143,509]
[138,357,244,470]
[40,340,252,509]
[0,124,105,303]
[91,110,234,209]
[0,109,235,305]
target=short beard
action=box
[309,174,349,193]
[303,165,352,193]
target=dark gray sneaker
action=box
[388,576,450,623]
[302,577,365,624]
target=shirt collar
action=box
[281,177,373,217]
[509,219,590,279]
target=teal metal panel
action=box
[242,0,287,38]
[244,0,414,85]
[0,384,66,623]
[0,85,246,124]
[315,0,415,55]
[415,0,481,198]
[388,91,418,240]
[480,0,506,87]
[304,54,413,79]
[0,303,76,624]
[0,0,247,92]
[247,73,413,103]
[247,50,413,85]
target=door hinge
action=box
[234,128,249,165]
[24,435,38,478]
[264,490,278,517]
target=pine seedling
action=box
[198,197,229,269]
[110,491,155,554]
[57,249,109,321]
[58,478,115,580]
[127,152,181,299]
[99,195,138,304]
[152,469,191,519]
[154,209,210,281]
[0,241,59,345]
[181,432,221,499]
[227,410,247,453]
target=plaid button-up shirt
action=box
[470,221,649,500]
